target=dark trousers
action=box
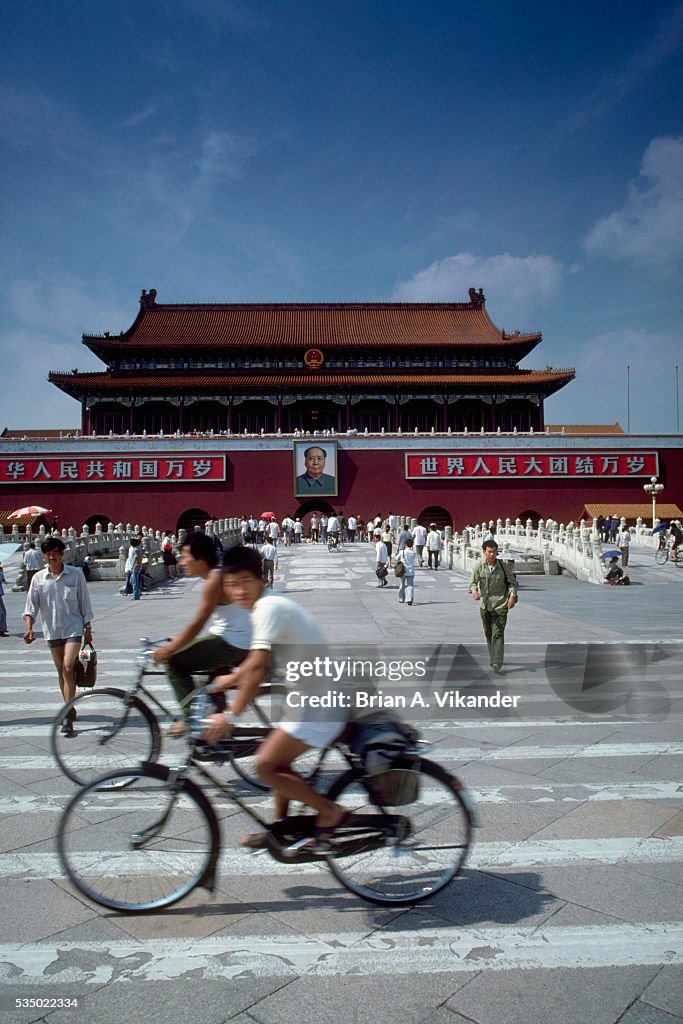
[166,636,248,718]
[480,606,508,667]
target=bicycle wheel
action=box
[325,757,472,905]
[655,547,668,564]
[58,764,219,912]
[52,688,161,787]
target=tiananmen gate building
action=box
[1,288,681,532]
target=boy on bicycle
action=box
[204,545,349,848]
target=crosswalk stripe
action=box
[0,741,679,771]
[4,836,683,880]
[1,923,682,981]
[1,781,680,816]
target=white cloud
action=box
[392,252,563,323]
[583,136,683,270]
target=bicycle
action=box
[328,531,343,552]
[57,697,474,911]
[50,637,284,790]
[654,535,683,566]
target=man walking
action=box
[23,543,43,590]
[469,539,518,673]
[426,524,443,570]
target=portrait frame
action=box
[293,440,339,498]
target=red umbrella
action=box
[260,511,276,519]
[9,505,52,518]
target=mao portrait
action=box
[293,441,338,497]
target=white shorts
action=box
[278,719,346,749]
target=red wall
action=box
[1,441,681,531]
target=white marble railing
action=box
[4,519,242,590]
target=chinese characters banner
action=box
[405,451,659,480]
[0,454,226,485]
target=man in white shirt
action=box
[23,543,43,590]
[326,514,339,547]
[346,514,357,542]
[412,523,427,566]
[261,540,278,588]
[205,546,348,848]
[426,524,443,571]
[153,532,251,732]
[375,531,388,587]
[24,537,94,735]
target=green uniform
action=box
[469,558,518,669]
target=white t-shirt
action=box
[208,602,252,648]
[327,516,339,533]
[375,540,388,563]
[412,525,427,545]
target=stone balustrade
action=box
[1,514,666,591]
[4,519,242,591]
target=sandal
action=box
[239,831,270,849]
[310,810,353,849]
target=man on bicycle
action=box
[670,520,683,562]
[326,512,340,548]
[153,532,251,733]
[204,545,349,849]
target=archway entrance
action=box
[176,507,212,534]
[417,505,453,531]
[294,498,337,538]
[84,513,111,533]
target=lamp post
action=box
[643,475,664,529]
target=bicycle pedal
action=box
[285,836,315,854]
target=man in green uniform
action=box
[469,539,518,673]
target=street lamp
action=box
[643,475,664,529]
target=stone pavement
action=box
[0,541,682,1024]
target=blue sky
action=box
[1,0,682,432]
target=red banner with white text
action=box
[404,451,659,480]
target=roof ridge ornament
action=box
[140,288,157,309]
[468,287,485,308]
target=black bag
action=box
[376,565,388,580]
[348,720,422,804]
[74,643,97,688]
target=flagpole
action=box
[627,364,630,433]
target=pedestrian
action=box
[261,539,278,588]
[152,531,251,731]
[426,524,443,570]
[617,525,630,567]
[469,539,518,674]
[310,515,319,543]
[381,524,393,567]
[0,562,8,636]
[396,538,417,605]
[346,514,357,542]
[412,522,427,565]
[23,542,44,591]
[375,531,388,587]
[23,537,94,735]
[124,536,143,599]
[397,525,411,553]
[162,530,179,578]
[204,545,349,849]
